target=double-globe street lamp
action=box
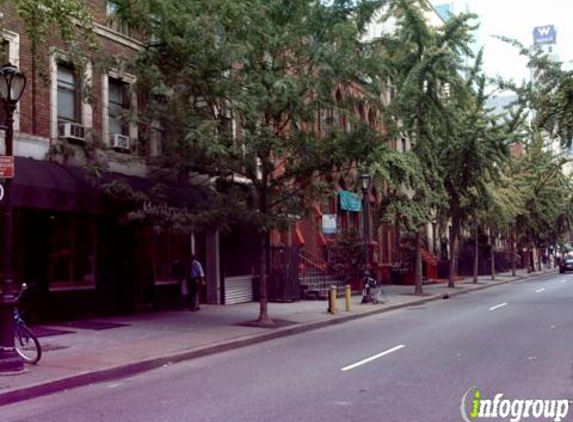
[359,173,371,275]
[0,63,26,372]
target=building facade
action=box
[0,1,263,322]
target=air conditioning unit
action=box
[111,133,130,151]
[58,122,86,142]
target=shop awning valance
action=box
[8,157,210,215]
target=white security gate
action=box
[223,275,253,304]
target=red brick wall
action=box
[0,0,142,141]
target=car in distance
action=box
[559,256,573,273]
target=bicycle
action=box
[13,283,42,364]
[361,274,387,304]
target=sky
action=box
[431,0,573,85]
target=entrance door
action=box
[220,225,259,304]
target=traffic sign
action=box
[0,156,14,178]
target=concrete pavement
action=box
[0,267,555,405]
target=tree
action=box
[512,135,573,272]
[121,0,387,324]
[433,43,511,287]
[495,40,573,270]
[376,0,477,293]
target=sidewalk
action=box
[0,267,556,405]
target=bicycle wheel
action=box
[14,325,42,364]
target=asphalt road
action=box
[3,271,573,422]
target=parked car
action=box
[559,256,573,273]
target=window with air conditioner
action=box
[57,63,85,142]
[109,77,130,149]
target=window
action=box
[0,40,8,127]
[148,14,162,45]
[358,105,366,123]
[153,228,191,283]
[149,123,164,157]
[368,109,377,130]
[109,78,129,137]
[57,63,80,123]
[1,39,9,65]
[106,1,130,36]
[47,214,96,289]
[320,108,333,136]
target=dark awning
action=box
[9,157,210,215]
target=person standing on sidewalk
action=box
[189,254,205,311]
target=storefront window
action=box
[47,214,96,289]
[153,228,191,284]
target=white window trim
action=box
[94,24,142,51]
[50,51,93,140]
[102,71,137,146]
[3,30,20,131]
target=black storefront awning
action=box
[10,157,210,215]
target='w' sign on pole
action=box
[533,25,556,45]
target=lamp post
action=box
[0,63,26,372]
[359,173,371,274]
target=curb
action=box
[0,269,556,406]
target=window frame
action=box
[102,71,137,146]
[108,77,130,137]
[106,1,130,37]
[56,62,81,124]
[47,214,97,292]
[152,227,192,285]
[0,30,20,131]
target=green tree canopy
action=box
[121,0,388,323]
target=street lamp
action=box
[359,173,371,274]
[0,63,26,372]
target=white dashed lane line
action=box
[536,288,546,293]
[489,302,508,311]
[341,345,406,372]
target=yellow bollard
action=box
[345,284,352,312]
[328,285,338,314]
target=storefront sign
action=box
[143,201,188,218]
[339,190,362,212]
[322,214,337,234]
[0,156,14,178]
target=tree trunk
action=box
[394,212,401,264]
[257,231,272,324]
[527,246,534,273]
[256,182,272,325]
[448,218,459,288]
[511,225,516,277]
[490,231,495,280]
[473,225,479,283]
[414,230,423,295]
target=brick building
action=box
[0,1,443,320]
[0,1,256,321]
